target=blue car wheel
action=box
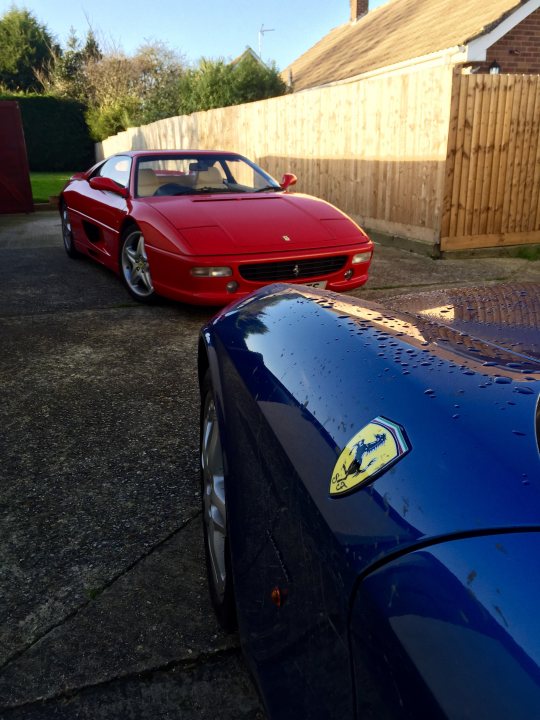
[200,372,236,630]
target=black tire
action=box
[200,370,236,631]
[61,202,80,259]
[119,226,156,303]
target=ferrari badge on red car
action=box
[330,416,410,497]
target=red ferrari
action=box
[60,151,373,305]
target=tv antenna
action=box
[258,24,275,59]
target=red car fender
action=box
[124,202,194,257]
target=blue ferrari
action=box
[198,282,540,719]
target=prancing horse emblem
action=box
[292,264,300,277]
[330,417,410,497]
[282,235,291,242]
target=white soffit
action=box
[466,0,540,61]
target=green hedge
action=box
[0,94,94,171]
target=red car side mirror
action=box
[89,176,128,198]
[280,173,297,192]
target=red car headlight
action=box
[352,251,372,264]
[190,267,233,278]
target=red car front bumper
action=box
[145,244,373,305]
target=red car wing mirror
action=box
[89,176,128,198]
[280,173,297,192]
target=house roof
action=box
[284,0,527,90]
[231,46,269,69]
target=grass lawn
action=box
[514,245,540,261]
[30,172,74,203]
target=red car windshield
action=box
[135,154,280,197]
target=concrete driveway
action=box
[0,212,262,719]
[1,212,539,719]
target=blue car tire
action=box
[200,371,236,631]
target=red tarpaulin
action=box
[0,101,33,213]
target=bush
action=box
[85,96,139,142]
[0,94,94,170]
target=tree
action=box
[82,42,187,140]
[41,27,102,101]
[83,52,140,138]
[232,55,287,104]
[82,28,101,64]
[85,96,140,143]
[130,42,186,125]
[177,55,287,115]
[0,7,58,92]
[178,59,235,115]
[39,30,286,141]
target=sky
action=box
[0,0,386,70]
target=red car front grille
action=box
[239,256,347,282]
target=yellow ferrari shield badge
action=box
[330,417,410,497]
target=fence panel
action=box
[442,74,540,250]
[98,65,455,245]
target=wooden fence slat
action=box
[517,76,538,232]
[471,76,489,236]
[456,76,475,237]
[502,76,523,232]
[532,83,540,230]
[486,75,507,235]
[493,75,516,232]
[441,73,465,237]
[511,76,531,232]
[478,75,498,235]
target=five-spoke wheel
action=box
[120,228,155,301]
[200,372,236,629]
[61,203,79,258]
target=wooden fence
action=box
[98,67,540,252]
[441,73,540,251]
[99,64,455,247]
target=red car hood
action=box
[150,193,368,255]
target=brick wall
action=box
[474,7,540,73]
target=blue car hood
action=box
[209,283,540,575]
[383,284,540,372]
